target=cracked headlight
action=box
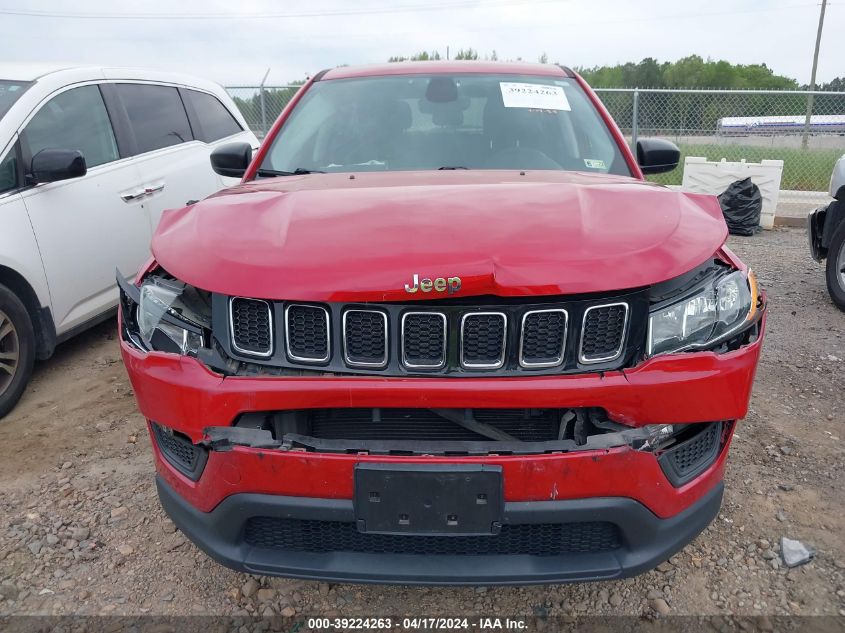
[136,276,210,356]
[647,270,758,357]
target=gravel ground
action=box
[0,227,843,621]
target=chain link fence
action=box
[226,85,845,198]
[594,88,845,198]
[225,85,301,139]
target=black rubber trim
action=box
[156,476,723,585]
[311,69,331,82]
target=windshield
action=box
[0,80,32,120]
[259,74,631,176]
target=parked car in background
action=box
[0,64,258,417]
[119,62,766,584]
[808,154,845,311]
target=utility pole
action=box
[802,0,827,150]
[259,67,271,139]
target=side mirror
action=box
[211,142,252,178]
[830,155,845,200]
[29,149,87,184]
[636,138,680,175]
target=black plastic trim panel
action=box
[156,476,724,585]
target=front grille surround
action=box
[229,297,273,357]
[519,308,568,368]
[460,312,507,369]
[218,292,645,377]
[342,309,388,368]
[579,302,629,364]
[285,304,331,363]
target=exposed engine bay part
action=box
[197,408,724,457]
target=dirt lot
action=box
[0,227,843,621]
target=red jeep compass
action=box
[118,62,766,585]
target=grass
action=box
[646,143,843,191]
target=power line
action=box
[0,0,566,20]
[0,2,819,38]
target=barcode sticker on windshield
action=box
[500,82,571,111]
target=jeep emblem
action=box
[404,274,461,295]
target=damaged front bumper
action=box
[119,303,763,584]
[120,308,763,518]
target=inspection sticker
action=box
[584,158,606,169]
[500,82,571,111]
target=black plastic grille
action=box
[581,304,627,361]
[308,408,561,442]
[521,310,567,366]
[150,422,207,481]
[344,311,387,366]
[245,517,621,556]
[402,313,446,367]
[287,305,329,361]
[223,295,639,375]
[658,422,722,487]
[231,298,272,355]
[462,313,506,367]
[668,423,720,474]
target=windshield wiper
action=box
[256,167,326,177]
[438,166,470,170]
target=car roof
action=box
[0,63,80,82]
[0,63,224,93]
[321,60,573,81]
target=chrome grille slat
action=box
[460,312,507,369]
[519,309,567,368]
[343,309,388,368]
[229,297,273,357]
[285,304,330,363]
[579,302,629,363]
[401,312,447,369]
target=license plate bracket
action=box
[353,463,503,536]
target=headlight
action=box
[136,276,210,355]
[648,270,758,357]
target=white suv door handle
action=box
[120,182,165,203]
[120,188,147,202]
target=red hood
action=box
[152,171,727,302]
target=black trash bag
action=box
[717,178,762,236]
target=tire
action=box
[826,221,845,312]
[0,283,35,419]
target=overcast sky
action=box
[0,0,841,87]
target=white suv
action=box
[0,65,258,416]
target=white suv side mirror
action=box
[831,155,845,199]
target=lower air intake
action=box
[244,517,621,557]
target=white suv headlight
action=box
[648,270,758,357]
